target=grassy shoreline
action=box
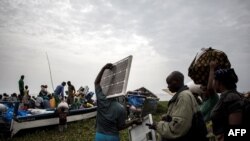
[2,101,168,141]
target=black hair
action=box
[215,68,238,89]
[62,82,66,86]
[166,71,184,83]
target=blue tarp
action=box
[1,103,30,122]
[3,106,14,122]
[18,110,29,117]
[128,95,144,107]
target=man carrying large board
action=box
[94,63,141,141]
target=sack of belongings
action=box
[0,103,7,112]
[58,101,69,109]
[188,47,231,85]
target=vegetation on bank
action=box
[1,101,168,141]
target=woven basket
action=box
[188,47,231,85]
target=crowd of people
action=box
[0,76,96,133]
[93,53,249,141]
[1,50,250,141]
[0,76,95,111]
[145,62,250,141]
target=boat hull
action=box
[7,107,97,137]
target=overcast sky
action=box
[0,0,249,97]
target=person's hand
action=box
[103,63,113,70]
[216,134,224,141]
[146,123,156,130]
[132,118,143,125]
[210,61,217,69]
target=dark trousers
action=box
[19,90,24,101]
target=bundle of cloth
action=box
[27,109,54,115]
[188,47,231,85]
[1,103,13,122]
[0,103,7,112]
[57,101,69,111]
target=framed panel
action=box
[100,55,133,98]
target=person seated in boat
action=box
[74,91,85,104]
[28,95,36,109]
[10,93,18,102]
[54,82,66,106]
[44,85,50,92]
[74,88,83,102]
[36,85,49,109]
[39,85,49,99]
[76,86,88,99]
[80,100,94,109]
[48,94,56,109]
[43,86,50,109]
[71,98,81,109]
[43,99,50,109]
[76,87,84,95]
[85,92,95,105]
[35,96,44,109]
[2,93,10,101]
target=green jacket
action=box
[19,79,24,91]
[156,87,199,139]
[200,93,219,122]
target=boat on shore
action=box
[0,101,97,137]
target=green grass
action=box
[1,101,168,141]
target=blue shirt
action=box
[54,85,64,97]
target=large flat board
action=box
[100,55,132,98]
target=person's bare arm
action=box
[94,63,113,87]
[206,61,216,96]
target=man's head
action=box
[67,81,71,86]
[41,85,46,91]
[21,75,24,79]
[166,71,184,93]
[62,82,66,86]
